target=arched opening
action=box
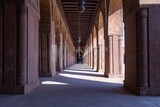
[1,0,160,97]
[39,0,56,77]
[108,0,124,78]
[93,26,97,70]
[98,12,105,74]
[58,26,64,71]
[62,30,66,68]
[39,0,51,77]
[63,30,67,68]
[90,33,94,69]
[54,12,61,71]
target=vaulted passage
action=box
[1,64,160,107]
[1,0,160,106]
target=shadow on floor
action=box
[0,64,160,107]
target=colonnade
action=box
[83,0,124,78]
[1,0,160,96]
[0,0,76,94]
[83,0,160,95]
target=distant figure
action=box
[77,52,83,63]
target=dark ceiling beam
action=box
[61,0,99,47]
[65,13,94,15]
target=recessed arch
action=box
[89,33,94,68]
[54,10,60,28]
[54,11,62,71]
[98,11,105,73]
[40,0,51,32]
[93,26,97,70]
[98,11,104,31]
[39,0,52,76]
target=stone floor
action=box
[0,64,160,107]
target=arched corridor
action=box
[0,64,160,107]
[1,0,160,106]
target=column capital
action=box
[138,8,148,18]
[108,35,113,41]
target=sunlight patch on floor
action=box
[64,69,103,75]
[59,73,123,84]
[41,81,69,85]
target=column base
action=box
[139,87,160,96]
[59,68,63,72]
[139,87,150,96]
[124,80,139,95]
[148,88,160,96]
[40,72,56,77]
[0,81,39,94]
[124,80,160,96]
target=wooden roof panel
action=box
[61,0,99,46]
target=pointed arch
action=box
[39,0,51,76]
[93,26,97,70]
[98,11,105,73]
[40,0,51,32]
[39,0,57,76]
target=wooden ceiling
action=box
[60,0,100,47]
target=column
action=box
[17,4,28,86]
[104,0,110,77]
[88,44,90,66]
[88,42,91,66]
[67,44,69,67]
[91,34,94,69]
[59,34,63,71]
[96,27,99,72]
[90,38,93,68]
[87,43,90,66]
[108,35,113,75]
[90,41,92,67]
[138,8,148,87]
[64,41,67,68]
[118,35,123,75]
